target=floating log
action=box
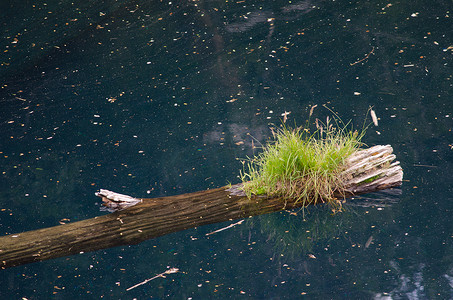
[0,145,403,269]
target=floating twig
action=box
[350,47,375,66]
[206,220,244,236]
[126,268,179,291]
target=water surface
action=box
[1,0,452,298]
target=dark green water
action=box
[1,0,452,298]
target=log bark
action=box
[0,145,402,269]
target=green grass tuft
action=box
[240,117,364,208]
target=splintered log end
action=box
[342,145,403,195]
[95,189,142,211]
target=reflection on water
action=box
[1,0,452,298]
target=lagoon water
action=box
[1,0,452,298]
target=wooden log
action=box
[0,145,402,269]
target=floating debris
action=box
[126,268,179,291]
[365,235,374,248]
[281,111,291,123]
[206,220,244,236]
[370,109,378,126]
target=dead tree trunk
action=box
[0,145,402,269]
